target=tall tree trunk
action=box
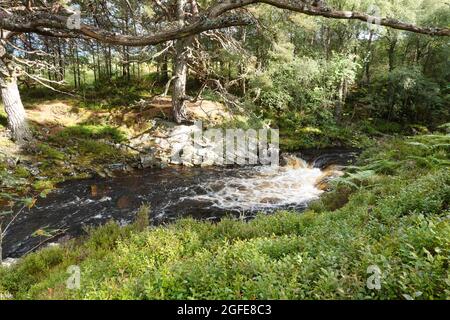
[0,45,31,143]
[57,39,65,81]
[72,60,78,88]
[160,53,169,83]
[76,46,81,87]
[363,31,373,87]
[172,38,189,123]
[122,46,128,79]
[1,78,30,143]
[96,44,101,81]
[388,38,397,72]
[108,46,113,78]
[387,35,397,119]
[92,48,97,83]
[335,77,345,123]
[171,0,191,123]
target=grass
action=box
[0,133,449,300]
[19,76,156,112]
[21,125,129,183]
[46,124,129,166]
[279,124,374,151]
[36,143,66,161]
[73,77,157,111]
[52,124,126,143]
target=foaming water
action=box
[184,165,324,211]
[2,150,358,258]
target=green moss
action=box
[53,125,126,143]
[32,180,54,191]
[77,140,118,158]
[41,124,130,169]
[14,166,30,178]
[36,143,66,161]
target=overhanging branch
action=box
[0,11,255,46]
[0,0,448,48]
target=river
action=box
[2,148,358,259]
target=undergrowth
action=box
[0,134,449,300]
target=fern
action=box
[332,170,377,190]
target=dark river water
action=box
[2,148,358,259]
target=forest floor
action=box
[1,95,230,158]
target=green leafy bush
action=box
[249,44,359,131]
[365,67,446,124]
